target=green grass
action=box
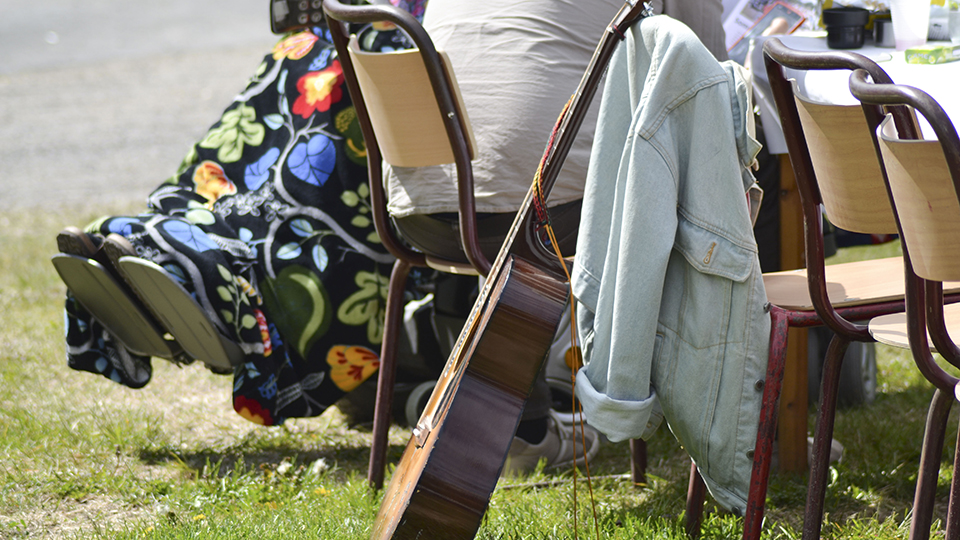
[1,205,957,538]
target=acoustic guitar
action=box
[365,2,654,538]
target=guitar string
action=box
[532,97,601,540]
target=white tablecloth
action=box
[751,33,960,152]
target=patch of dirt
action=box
[0,495,157,539]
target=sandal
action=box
[103,234,244,371]
[51,253,178,358]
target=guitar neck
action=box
[536,0,651,200]
[509,0,652,271]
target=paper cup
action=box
[890,0,932,50]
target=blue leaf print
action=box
[243,361,261,379]
[278,68,289,94]
[162,220,219,252]
[277,243,302,260]
[244,147,280,190]
[312,244,329,272]
[106,218,140,236]
[263,114,284,130]
[238,227,254,243]
[290,219,314,238]
[308,48,332,71]
[288,134,336,187]
[163,263,188,285]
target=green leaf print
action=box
[261,265,332,358]
[337,271,388,344]
[199,104,266,163]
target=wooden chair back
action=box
[762,37,910,337]
[793,94,898,234]
[324,0,491,275]
[346,36,476,168]
[876,115,960,282]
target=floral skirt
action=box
[64,27,429,426]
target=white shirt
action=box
[384,0,622,217]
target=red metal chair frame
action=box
[685,39,921,540]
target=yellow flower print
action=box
[335,107,366,166]
[326,345,380,392]
[193,161,237,202]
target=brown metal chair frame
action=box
[691,38,923,540]
[850,70,960,540]
[322,0,493,490]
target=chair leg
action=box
[367,259,412,490]
[911,388,953,540]
[742,305,790,540]
[802,333,852,540]
[686,461,707,538]
[630,439,647,486]
[946,409,960,540]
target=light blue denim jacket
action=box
[571,16,769,514]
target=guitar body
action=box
[372,255,568,539]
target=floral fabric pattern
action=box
[63,26,426,425]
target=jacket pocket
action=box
[668,214,757,352]
[659,215,759,461]
[674,213,756,284]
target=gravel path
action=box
[0,0,279,210]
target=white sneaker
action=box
[502,409,601,476]
[807,436,844,465]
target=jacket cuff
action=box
[574,369,663,442]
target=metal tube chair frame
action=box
[326,0,652,494]
[850,70,960,540]
[322,0,495,490]
[318,16,922,540]
[686,38,931,540]
[761,38,924,540]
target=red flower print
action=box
[292,61,344,119]
[254,309,272,357]
[234,395,274,426]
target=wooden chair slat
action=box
[347,36,476,168]
[795,94,898,234]
[878,117,960,282]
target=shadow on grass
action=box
[566,381,955,535]
[127,378,954,536]
[133,422,412,481]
